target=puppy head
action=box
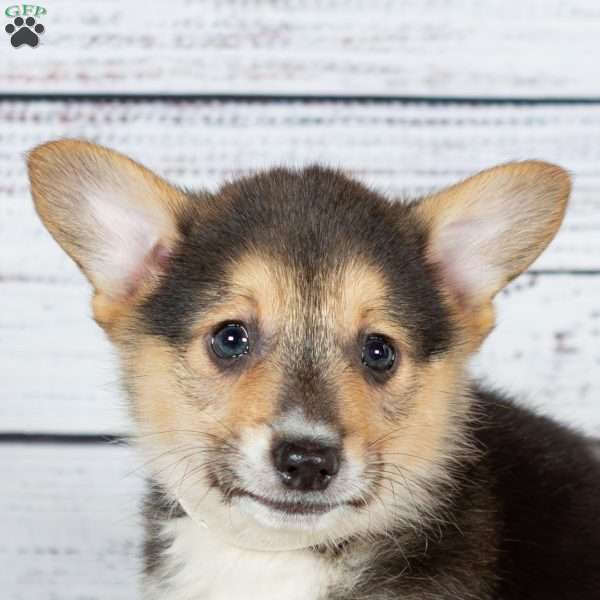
[28,140,570,550]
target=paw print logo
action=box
[5,16,45,48]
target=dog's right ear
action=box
[28,140,188,326]
[413,161,570,308]
[411,161,570,345]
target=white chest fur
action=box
[146,516,339,600]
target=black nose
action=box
[273,439,341,492]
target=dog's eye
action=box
[362,335,396,372]
[212,323,250,359]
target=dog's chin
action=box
[177,484,357,551]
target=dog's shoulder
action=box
[473,386,600,599]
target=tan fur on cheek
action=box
[334,337,469,508]
[126,338,191,442]
[334,360,425,476]
[145,330,283,441]
[221,362,282,430]
[379,353,470,480]
[186,336,283,435]
[337,372,382,448]
[124,336,232,457]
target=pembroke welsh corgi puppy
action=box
[28,140,600,600]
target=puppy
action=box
[28,140,600,599]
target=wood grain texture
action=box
[2,443,142,600]
[1,1,600,97]
[2,100,600,281]
[2,274,599,436]
[0,280,128,434]
[472,273,600,439]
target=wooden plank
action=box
[472,274,600,439]
[1,443,142,600]
[1,1,599,97]
[2,274,600,437]
[2,101,600,278]
[0,280,129,434]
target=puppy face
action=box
[28,141,570,549]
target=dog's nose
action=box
[272,439,341,492]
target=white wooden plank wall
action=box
[1,2,599,598]
[2,443,142,600]
[1,0,600,97]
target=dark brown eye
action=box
[212,323,250,359]
[362,335,396,372]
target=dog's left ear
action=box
[413,161,571,310]
[28,139,188,327]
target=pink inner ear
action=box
[152,242,173,270]
[432,217,502,307]
[122,241,172,299]
[432,240,474,309]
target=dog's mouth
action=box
[230,488,351,516]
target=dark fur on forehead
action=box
[141,166,453,359]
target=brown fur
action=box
[28,140,599,600]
